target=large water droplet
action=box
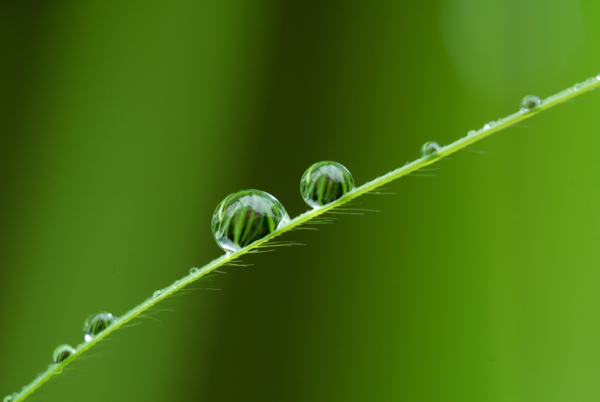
[189,267,199,275]
[300,161,355,209]
[83,312,116,342]
[4,395,14,402]
[53,344,76,363]
[421,141,441,157]
[520,95,541,111]
[212,190,290,253]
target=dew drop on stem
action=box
[212,190,290,253]
[421,141,441,157]
[189,267,199,275]
[483,121,496,130]
[520,95,541,112]
[300,161,355,209]
[83,312,116,342]
[53,344,76,363]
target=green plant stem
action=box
[9,74,600,402]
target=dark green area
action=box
[1,1,600,401]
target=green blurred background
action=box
[1,1,600,401]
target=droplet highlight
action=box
[300,161,355,209]
[421,141,441,157]
[520,95,541,111]
[53,344,76,364]
[189,267,199,275]
[483,121,496,130]
[83,312,116,342]
[212,190,290,253]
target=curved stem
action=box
[9,74,600,402]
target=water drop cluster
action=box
[211,161,355,251]
[300,161,355,208]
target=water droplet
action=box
[483,121,496,130]
[521,95,542,111]
[153,290,163,298]
[597,73,600,80]
[573,82,581,91]
[468,130,476,136]
[520,95,541,112]
[189,267,199,275]
[83,312,116,342]
[421,141,441,157]
[212,190,290,253]
[53,344,76,363]
[300,161,355,209]
[4,395,14,402]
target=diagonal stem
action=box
[9,74,600,402]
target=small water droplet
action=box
[300,161,355,209]
[468,130,476,136]
[573,82,581,91]
[189,267,199,275]
[483,121,496,130]
[83,312,116,342]
[597,73,600,80]
[53,344,76,363]
[4,395,14,402]
[420,141,441,157]
[212,190,290,253]
[520,95,541,112]
[153,290,163,298]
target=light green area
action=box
[2,1,600,401]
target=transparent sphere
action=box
[53,344,76,363]
[211,190,290,253]
[300,161,355,209]
[520,94,541,111]
[420,141,441,157]
[83,312,116,342]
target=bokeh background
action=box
[2,1,600,401]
